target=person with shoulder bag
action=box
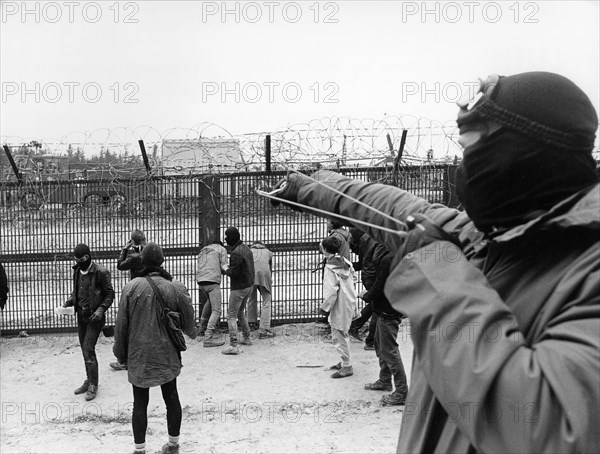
[113,242,197,454]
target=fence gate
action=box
[1,165,459,334]
[0,175,219,334]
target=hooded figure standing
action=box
[320,235,359,379]
[63,243,115,401]
[270,72,600,453]
[113,242,197,454]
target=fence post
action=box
[265,135,271,173]
[3,145,22,181]
[138,140,152,175]
[199,175,221,246]
[392,130,408,187]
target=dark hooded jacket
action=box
[295,170,600,454]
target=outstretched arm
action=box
[278,170,478,253]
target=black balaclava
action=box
[73,243,92,271]
[456,72,598,234]
[225,227,241,247]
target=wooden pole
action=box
[138,140,152,175]
[3,145,22,181]
[392,130,408,187]
[265,135,271,173]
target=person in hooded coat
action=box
[113,242,197,454]
[270,72,600,453]
[320,235,359,379]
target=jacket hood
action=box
[491,183,600,243]
[325,255,352,279]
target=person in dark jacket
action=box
[348,229,388,349]
[361,252,408,406]
[113,242,196,454]
[63,243,115,401]
[221,227,255,355]
[268,72,600,453]
[117,229,147,280]
[0,262,8,310]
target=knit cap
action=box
[457,72,598,152]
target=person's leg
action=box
[247,286,258,325]
[258,286,272,331]
[160,378,182,446]
[205,284,222,336]
[198,287,211,332]
[237,287,252,341]
[375,317,391,382]
[132,385,150,448]
[77,314,87,376]
[379,317,408,406]
[74,315,90,393]
[331,329,351,367]
[227,289,245,346]
[82,317,104,387]
[379,318,407,390]
[330,329,353,378]
[365,318,393,390]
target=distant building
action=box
[161,138,244,175]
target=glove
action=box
[89,308,105,323]
[392,214,462,268]
[269,172,313,208]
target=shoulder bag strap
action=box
[145,276,168,312]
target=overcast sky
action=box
[1,0,599,145]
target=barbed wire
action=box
[0,116,465,176]
[3,116,599,179]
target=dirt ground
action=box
[0,323,413,454]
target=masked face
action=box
[74,254,92,271]
[456,128,598,233]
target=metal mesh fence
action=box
[0,165,458,334]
